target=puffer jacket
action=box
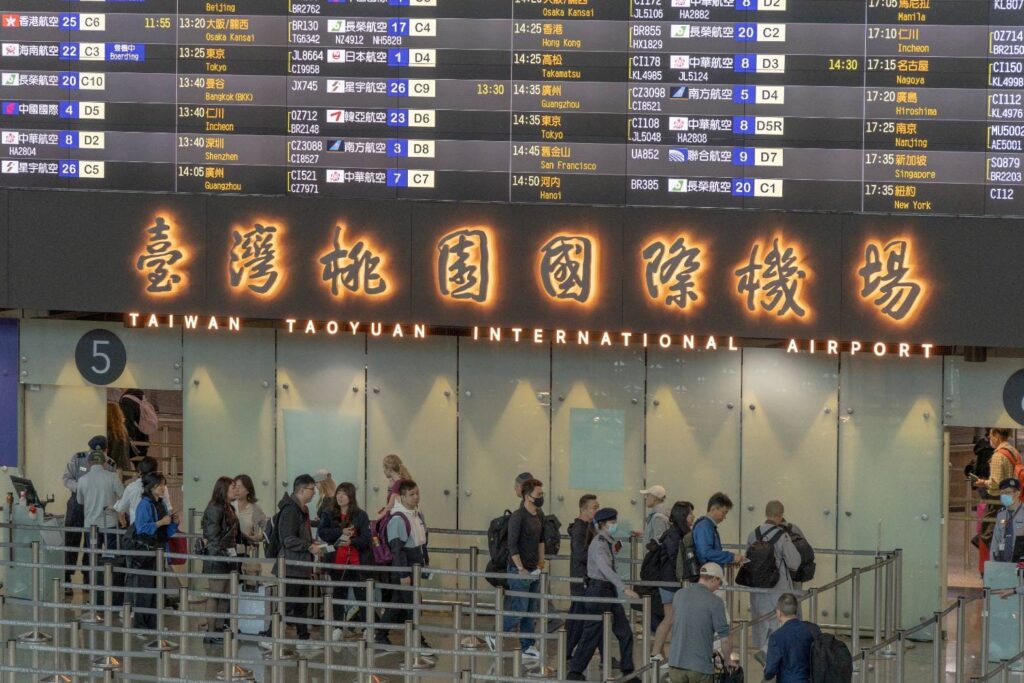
[274,493,315,578]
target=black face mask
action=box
[531,496,545,508]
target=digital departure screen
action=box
[1,0,1022,216]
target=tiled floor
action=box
[0,585,1013,683]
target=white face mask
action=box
[607,523,619,535]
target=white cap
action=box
[640,485,667,499]
[699,562,726,584]
[313,469,331,483]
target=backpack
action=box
[262,509,283,559]
[485,510,513,587]
[712,653,745,682]
[640,535,673,584]
[783,523,817,583]
[371,511,416,565]
[542,514,562,555]
[123,393,159,435]
[808,629,853,683]
[677,517,705,583]
[735,526,783,589]
[998,447,1024,487]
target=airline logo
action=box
[326,169,345,183]
[670,25,690,38]
[2,15,19,28]
[668,178,688,193]
[668,116,689,131]
[670,55,689,69]
[327,49,346,63]
[668,148,687,162]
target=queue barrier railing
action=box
[0,515,992,683]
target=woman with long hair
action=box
[650,500,695,660]
[201,476,240,641]
[314,469,337,519]
[232,474,268,578]
[381,454,412,514]
[318,482,373,640]
[130,473,178,629]
[106,402,135,471]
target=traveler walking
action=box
[62,436,115,588]
[977,429,1022,547]
[991,477,1024,562]
[201,477,240,641]
[119,389,155,457]
[318,482,373,641]
[566,494,599,658]
[743,501,804,660]
[381,454,412,514]
[494,478,546,657]
[106,402,135,471]
[763,593,821,683]
[515,472,534,499]
[566,508,639,680]
[127,473,179,630]
[668,563,737,683]
[693,492,742,567]
[639,485,670,544]
[114,456,173,527]
[650,501,696,660]
[376,479,433,655]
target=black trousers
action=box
[331,568,367,624]
[568,581,634,675]
[380,581,413,633]
[129,558,158,630]
[64,496,84,583]
[566,582,601,660]
[285,581,310,638]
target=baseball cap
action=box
[88,450,105,465]
[699,562,726,583]
[515,472,534,485]
[999,478,1022,491]
[313,469,331,483]
[88,435,107,451]
[640,485,667,499]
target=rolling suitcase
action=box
[238,583,273,635]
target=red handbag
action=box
[167,536,188,565]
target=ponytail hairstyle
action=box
[383,454,412,481]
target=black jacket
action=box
[202,502,240,575]
[317,506,374,566]
[658,526,685,583]
[568,518,595,579]
[275,493,314,578]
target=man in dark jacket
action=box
[764,593,821,683]
[264,474,325,647]
[566,493,599,658]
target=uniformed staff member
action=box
[567,508,638,681]
[992,478,1024,563]
[62,436,115,590]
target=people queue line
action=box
[61,439,837,681]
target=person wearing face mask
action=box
[976,428,1021,549]
[567,508,639,680]
[490,478,546,659]
[991,478,1024,563]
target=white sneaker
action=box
[484,635,496,652]
[258,639,273,651]
[332,628,344,642]
[522,646,541,659]
[296,639,323,651]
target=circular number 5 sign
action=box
[75,329,127,386]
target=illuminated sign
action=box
[136,215,188,296]
[539,234,595,304]
[319,225,388,299]
[229,222,282,296]
[734,236,810,320]
[642,234,704,311]
[857,238,925,323]
[436,227,492,304]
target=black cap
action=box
[88,435,107,451]
[515,472,534,485]
[594,508,618,524]
[999,478,1022,491]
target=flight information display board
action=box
[1,0,1023,216]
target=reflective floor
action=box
[0,586,1011,683]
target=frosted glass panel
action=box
[944,356,1024,428]
[282,409,361,509]
[183,329,275,517]
[646,350,742,541]
[24,385,105,503]
[569,408,625,490]
[837,354,942,630]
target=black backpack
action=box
[485,510,512,587]
[542,514,562,555]
[735,526,783,589]
[676,518,706,583]
[640,535,672,583]
[783,523,816,583]
[263,509,284,559]
[809,630,853,683]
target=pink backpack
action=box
[123,393,159,435]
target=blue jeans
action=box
[503,566,540,649]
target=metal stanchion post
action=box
[41,578,72,683]
[873,560,883,647]
[277,557,287,618]
[230,571,241,635]
[894,550,903,633]
[160,650,171,680]
[452,605,462,674]
[412,564,422,641]
[981,588,991,677]
[5,639,15,683]
[90,564,120,671]
[851,567,861,667]
[121,604,132,679]
[726,565,736,619]
[464,546,481,649]
[494,585,505,678]
[885,557,895,640]
[403,621,414,682]
[298,657,309,683]
[269,610,296,665]
[19,542,52,643]
[216,630,253,681]
[640,594,651,680]
[68,622,80,683]
[556,628,567,681]
[144,548,175,651]
[955,597,967,683]
[187,509,196,577]
[932,612,943,683]
[1000,662,1011,683]
[80,530,102,626]
[738,620,749,671]
[538,570,550,666]
[460,668,471,683]
[601,611,612,682]
[356,638,367,683]
[808,587,819,625]
[179,586,190,657]
[365,577,377,661]
[895,631,905,683]
[512,647,522,679]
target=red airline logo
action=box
[2,15,20,28]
